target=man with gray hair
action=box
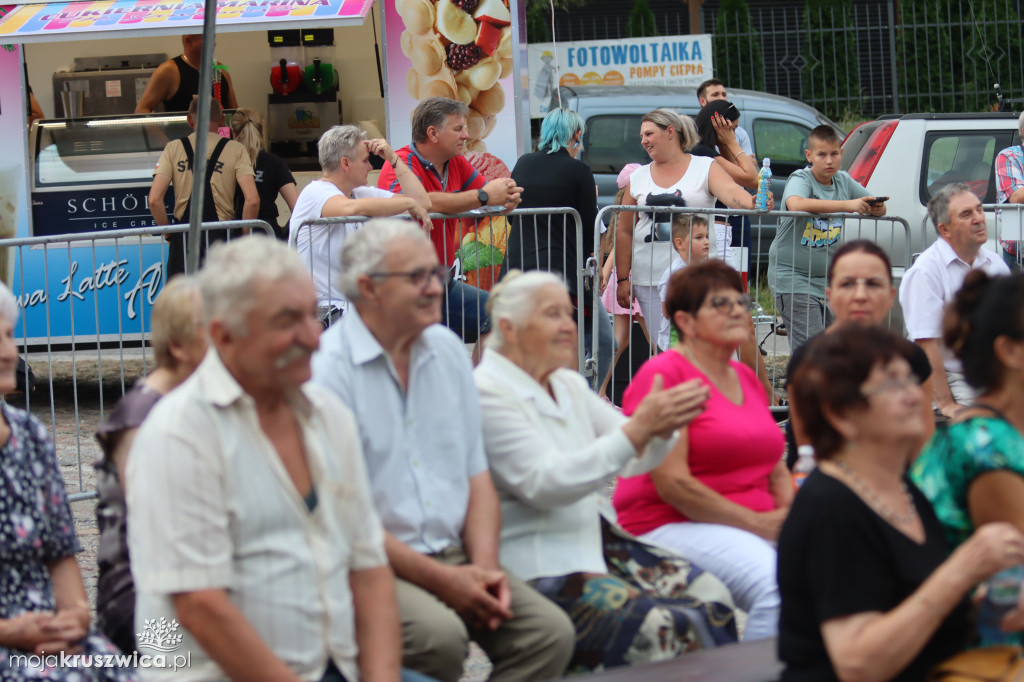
[289,124,430,328]
[378,97,523,343]
[312,219,574,682]
[995,110,1024,270]
[899,183,1009,416]
[127,235,421,682]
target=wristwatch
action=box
[477,189,489,206]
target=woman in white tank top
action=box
[613,109,773,338]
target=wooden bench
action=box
[575,638,782,682]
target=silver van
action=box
[558,84,841,272]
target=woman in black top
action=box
[779,324,1024,681]
[229,109,298,240]
[502,108,612,384]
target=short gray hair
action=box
[411,97,470,144]
[928,182,973,232]
[198,235,310,335]
[0,280,18,326]
[318,125,367,173]
[484,270,568,350]
[642,108,699,153]
[1018,110,1024,133]
[338,219,431,301]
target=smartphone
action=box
[866,196,889,206]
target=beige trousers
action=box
[396,546,574,682]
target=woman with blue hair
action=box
[501,107,613,386]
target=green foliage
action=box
[626,0,658,39]
[800,0,861,120]
[712,0,765,92]
[894,1,956,113]
[956,0,1024,112]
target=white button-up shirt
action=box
[474,351,674,581]
[899,238,1009,373]
[127,351,387,682]
[311,306,488,555]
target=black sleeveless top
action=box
[164,55,233,112]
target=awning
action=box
[0,0,374,43]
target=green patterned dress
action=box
[911,415,1024,550]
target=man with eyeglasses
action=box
[289,124,430,329]
[311,219,575,682]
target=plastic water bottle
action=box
[978,564,1024,645]
[755,158,773,211]
[792,445,816,490]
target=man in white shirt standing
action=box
[127,236,416,682]
[289,124,431,328]
[899,182,1009,417]
[311,220,574,682]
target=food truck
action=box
[0,0,526,344]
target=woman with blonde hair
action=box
[615,108,771,325]
[229,108,299,240]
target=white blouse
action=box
[474,350,676,581]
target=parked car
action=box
[557,84,842,274]
[840,111,1021,331]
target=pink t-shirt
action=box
[613,350,784,536]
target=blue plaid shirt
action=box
[996,144,1024,256]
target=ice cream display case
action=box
[30,112,192,237]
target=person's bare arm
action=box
[787,195,872,215]
[426,178,522,214]
[47,556,90,632]
[916,338,959,418]
[650,429,787,541]
[708,162,764,210]
[820,523,1024,682]
[713,116,758,189]
[463,471,502,570]
[149,175,172,226]
[221,67,238,110]
[350,565,402,682]
[969,471,1024,533]
[279,183,299,213]
[1008,188,1024,203]
[368,141,431,211]
[237,175,259,221]
[321,194,429,228]
[28,92,45,125]
[615,190,638,308]
[135,61,178,114]
[172,589,303,682]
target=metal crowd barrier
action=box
[290,208,591,374]
[593,205,911,409]
[0,220,274,503]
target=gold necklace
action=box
[835,460,918,527]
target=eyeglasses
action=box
[705,293,753,314]
[861,375,922,397]
[369,265,449,289]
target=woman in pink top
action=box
[613,260,791,641]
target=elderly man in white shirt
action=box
[289,124,431,328]
[899,182,1009,417]
[127,236,420,682]
[311,220,574,682]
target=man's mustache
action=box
[275,344,314,369]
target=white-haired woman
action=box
[474,270,739,674]
[229,109,299,240]
[615,108,772,325]
[94,275,206,655]
[0,282,135,679]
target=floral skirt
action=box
[529,517,738,674]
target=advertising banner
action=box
[0,0,374,42]
[527,35,713,118]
